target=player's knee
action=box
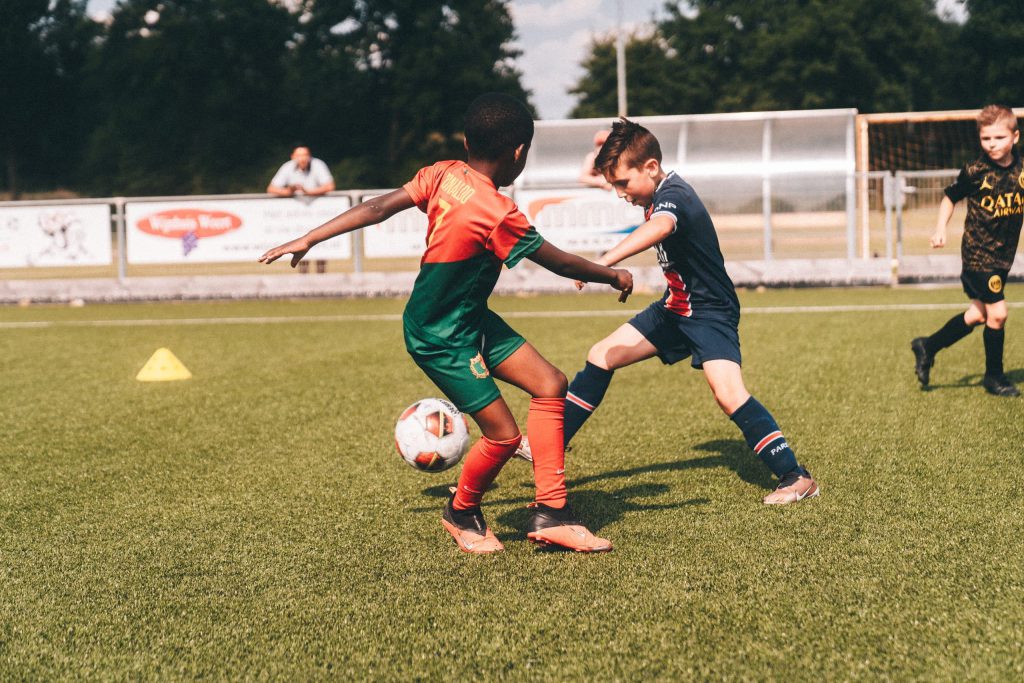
[712,387,749,415]
[988,312,1007,328]
[586,342,613,369]
[533,369,568,398]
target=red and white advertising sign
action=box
[125,196,352,264]
[0,204,112,267]
[516,188,644,252]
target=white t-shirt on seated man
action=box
[267,145,335,197]
[268,146,336,272]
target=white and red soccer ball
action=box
[394,398,470,472]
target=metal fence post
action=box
[115,197,127,282]
[883,173,894,262]
[895,173,906,262]
[762,118,773,261]
[348,191,362,274]
[846,170,857,260]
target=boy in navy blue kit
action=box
[523,118,818,504]
[912,104,1022,397]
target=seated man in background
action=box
[267,145,336,273]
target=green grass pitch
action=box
[1,286,1022,679]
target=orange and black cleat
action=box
[441,495,504,554]
[526,501,612,552]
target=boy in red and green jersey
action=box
[260,93,633,553]
[402,158,545,388]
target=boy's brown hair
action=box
[977,104,1018,132]
[594,117,662,177]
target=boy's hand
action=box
[258,237,311,267]
[611,268,633,302]
[929,229,946,248]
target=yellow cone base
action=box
[136,348,192,382]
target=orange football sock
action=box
[528,397,567,508]
[453,434,521,510]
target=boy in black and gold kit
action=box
[912,104,1022,397]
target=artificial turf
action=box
[1,286,1022,679]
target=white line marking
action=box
[1,302,1021,329]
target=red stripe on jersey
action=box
[664,269,692,317]
[566,392,595,412]
[754,431,784,454]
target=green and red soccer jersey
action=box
[401,160,543,350]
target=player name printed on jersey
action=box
[125,197,352,264]
[440,172,476,204]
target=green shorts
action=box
[405,310,526,414]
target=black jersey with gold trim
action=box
[944,151,1024,271]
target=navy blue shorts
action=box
[628,301,741,368]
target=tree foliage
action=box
[571,0,1004,118]
[0,0,95,197]
[5,0,1018,197]
[956,0,1024,107]
[3,0,528,196]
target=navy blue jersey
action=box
[645,172,739,320]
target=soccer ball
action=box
[394,398,470,472]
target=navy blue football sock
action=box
[984,326,1005,376]
[730,397,799,478]
[563,362,614,446]
[925,313,976,355]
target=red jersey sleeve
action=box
[486,207,544,268]
[402,164,441,211]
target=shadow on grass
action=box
[414,439,772,536]
[568,439,774,492]
[419,438,771,503]
[492,484,709,541]
[924,366,1023,391]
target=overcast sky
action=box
[86,0,964,120]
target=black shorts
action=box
[961,269,1009,304]
[628,301,741,369]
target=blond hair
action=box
[977,104,1017,132]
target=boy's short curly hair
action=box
[594,118,662,177]
[977,104,1018,132]
[464,93,534,161]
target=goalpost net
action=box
[855,109,1024,257]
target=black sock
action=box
[730,397,800,478]
[564,362,614,446]
[925,313,976,354]
[984,327,1005,377]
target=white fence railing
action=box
[0,172,952,281]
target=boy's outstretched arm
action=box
[258,189,415,266]
[597,215,675,267]
[572,215,674,291]
[528,240,633,301]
